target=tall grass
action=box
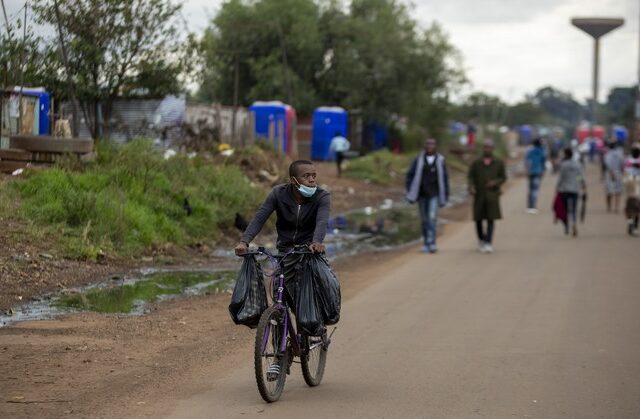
[344,150,412,186]
[10,140,264,259]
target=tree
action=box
[503,101,548,127]
[32,0,192,138]
[606,85,635,126]
[531,86,583,127]
[317,0,464,130]
[452,92,508,124]
[198,0,465,135]
[198,0,323,113]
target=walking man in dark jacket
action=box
[468,140,507,253]
[406,138,450,253]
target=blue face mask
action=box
[294,179,317,198]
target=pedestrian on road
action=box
[525,137,547,213]
[556,148,586,237]
[604,141,625,213]
[406,138,450,253]
[468,140,507,253]
[329,131,350,178]
[623,143,640,236]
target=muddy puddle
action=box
[0,269,236,327]
[2,189,468,327]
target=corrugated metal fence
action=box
[60,97,253,149]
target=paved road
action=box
[168,164,640,418]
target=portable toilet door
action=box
[249,101,291,154]
[311,107,348,161]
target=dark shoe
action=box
[266,363,280,381]
[572,225,578,237]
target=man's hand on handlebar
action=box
[308,242,325,254]
[234,242,248,256]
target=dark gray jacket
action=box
[241,184,331,250]
[556,160,584,193]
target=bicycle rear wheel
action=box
[255,306,289,402]
[300,331,328,387]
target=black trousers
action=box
[336,151,344,175]
[278,253,306,308]
[475,220,495,243]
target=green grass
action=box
[344,150,412,186]
[4,140,265,259]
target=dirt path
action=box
[163,163,639,418]
[0,159,470,419]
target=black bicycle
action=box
[239,246,333,402]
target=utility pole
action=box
[276,21,293,106]
[231,55,239,145]
[53,0,81,136]
[17,2,27,134]
[636,0,640,142]
[0,0,12,38]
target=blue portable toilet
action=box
[311,107,348,161]
[364,122,388,151]
[7,87,50,135]
[249,101,294,154]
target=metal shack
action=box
[311,106,348,161]
[0,87,50,148]
[249,101,296,155]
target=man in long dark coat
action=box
[468,140,507,253]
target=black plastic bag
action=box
[229,255,267,328]
[309,255,341,325]
[296,263,324,336]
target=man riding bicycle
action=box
[234,160,330,305]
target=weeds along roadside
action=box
[1,140,268,260]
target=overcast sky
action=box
[4,0,638,104]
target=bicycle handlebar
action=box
[238,246,313,258]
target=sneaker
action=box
[266,363,280,382]
[525,208,538,214]
[484,243,494,253]
[421,245,430,253]
[429,244,438,254]
[477,241,486,253]
[628,222,637,237]
[572,225,578,237]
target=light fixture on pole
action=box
[571,17,624,125]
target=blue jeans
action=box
[418,196,439,246]
[528,175,542,209]
[561,192,578,232]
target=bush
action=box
[11,140,264,259]
[343,150,412,186]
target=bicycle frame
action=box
[258,248,307,358]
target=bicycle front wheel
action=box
[301,332,328,387]
[255,306,289,402]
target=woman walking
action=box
[604,141,625,213]
[557,148,586,236]
[624,143,640,236]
